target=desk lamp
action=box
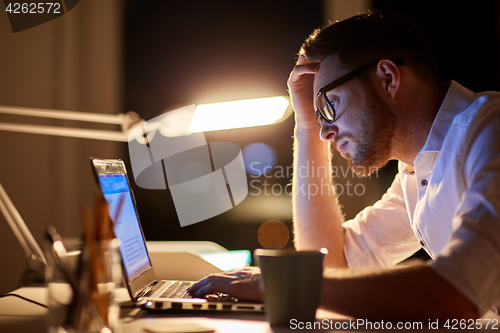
[0,96,290,283]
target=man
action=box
[189,10,500,321]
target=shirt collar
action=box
[419,81,476,154]
[400,81,475,175]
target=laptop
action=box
[91,158,264,312]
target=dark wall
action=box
[125,1,323,119]
[373,0,500,91]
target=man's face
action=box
[314,55,397,176]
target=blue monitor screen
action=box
[98,174,151,282]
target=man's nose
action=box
[319,121,338,141]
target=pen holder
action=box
[45,237,83,332]
[45,237,122,333]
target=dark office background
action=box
[1,0,499,295]
[123,0,500,255]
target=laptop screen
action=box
[98,173,152,282]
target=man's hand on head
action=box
[287,56,320,129]
[187,267,262,303]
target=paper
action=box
[143,321,215,333]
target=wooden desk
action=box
[1,287,499,332]
[0,287,273,332]
[0,287,47,333]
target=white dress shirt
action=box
[342,81,500,315]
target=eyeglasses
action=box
[315,59,405,123]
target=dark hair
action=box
[300,10,440,81]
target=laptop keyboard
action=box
[159,281,194,299]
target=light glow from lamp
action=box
[188,96,289,132]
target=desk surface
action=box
[1,287,499,332]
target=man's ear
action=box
[375,59,401,100]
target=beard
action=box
[342,83,397,176]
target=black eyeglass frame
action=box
[315,58,405,124]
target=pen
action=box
[46,225,81,327]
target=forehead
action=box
[314,53,346,94]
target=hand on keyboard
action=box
[187,267,262,302]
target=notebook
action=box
[91,158,264,312]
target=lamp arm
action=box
[0,122,130,142]
[0,105,131,124]
[0,105,143,142]
[0,182,46,266]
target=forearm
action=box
[292,124,347,267]
[320,264,478,321]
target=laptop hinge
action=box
[135,281,160,299]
